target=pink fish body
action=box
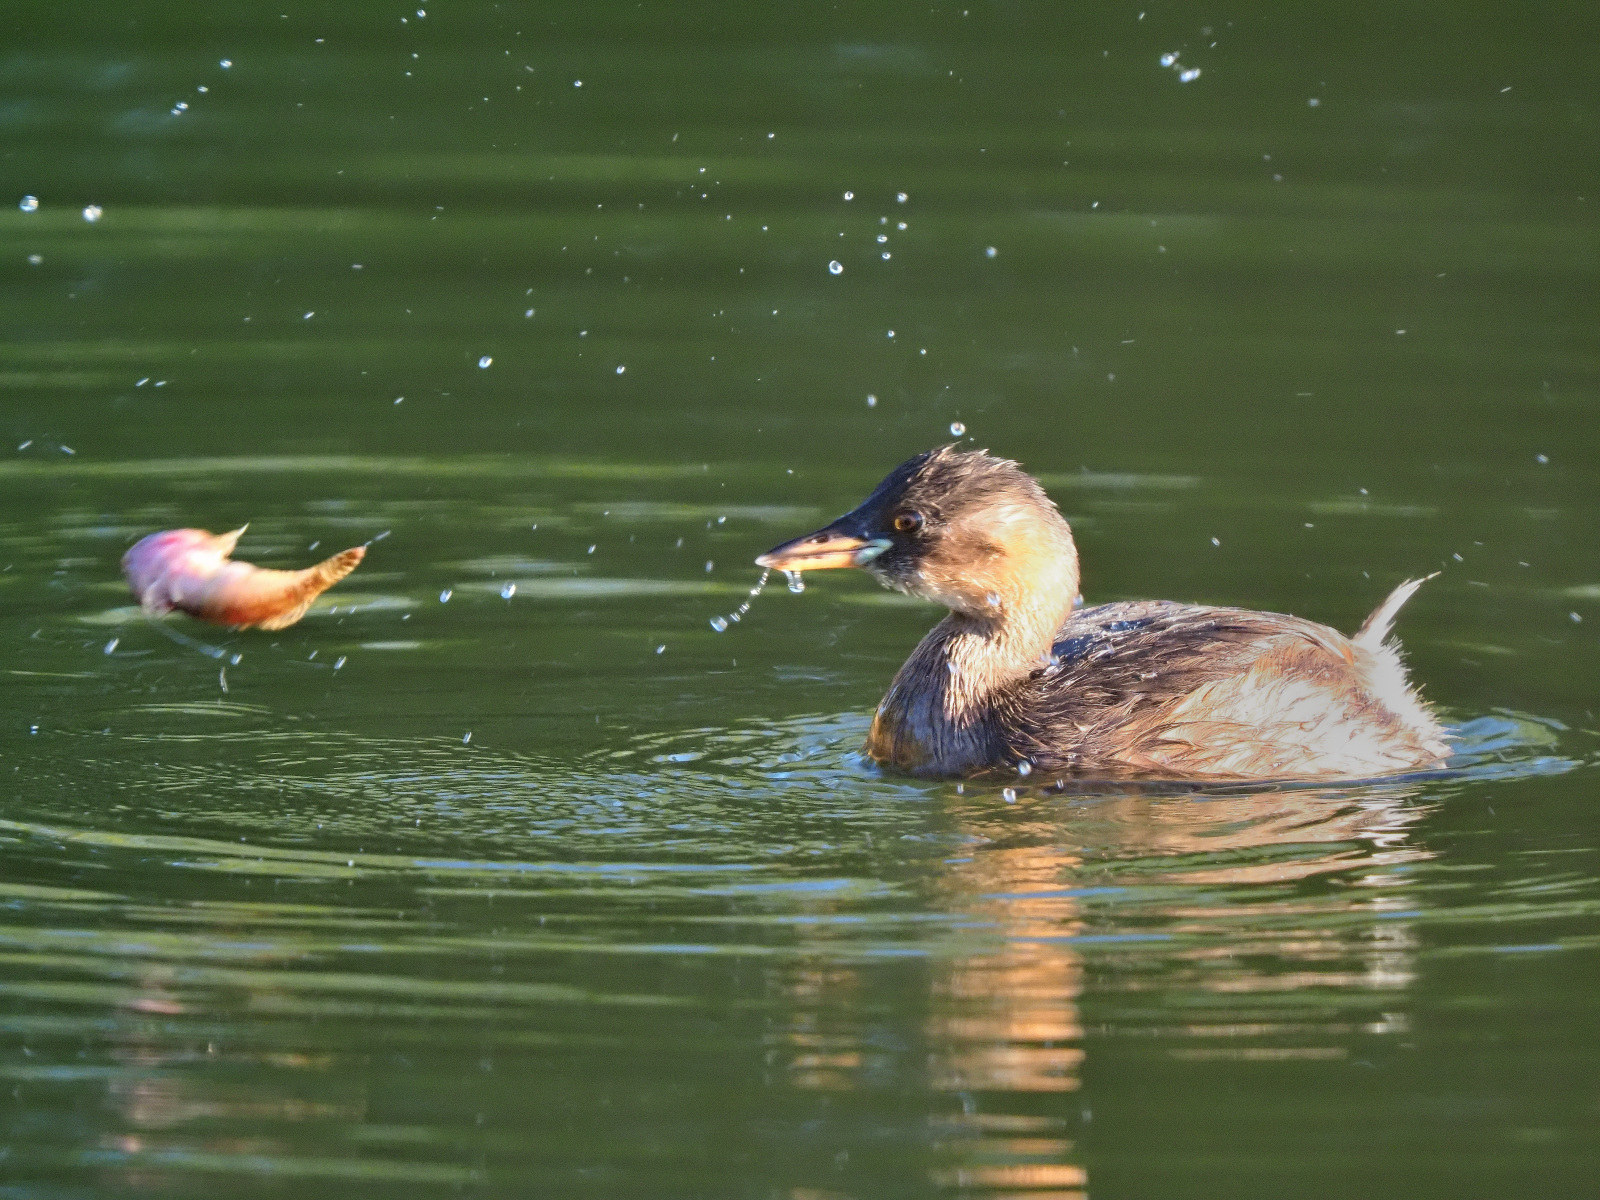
[122,526,365,631]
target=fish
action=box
[122,526,366,630]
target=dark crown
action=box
[868,445,1053,521]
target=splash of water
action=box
[145,615,237,662]
[783,570,805,594]
[709,568,771,632]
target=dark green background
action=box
[2,2,1596,1197]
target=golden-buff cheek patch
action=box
[906,511,1077,617]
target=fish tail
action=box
[250,545,367,631]
[308,545,366,588]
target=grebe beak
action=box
[756,520,890,572]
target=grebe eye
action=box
[893,511,923,533]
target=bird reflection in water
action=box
[765,779,1433,1199]
[90,960,368,1189]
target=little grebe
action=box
[756,447,1449,780]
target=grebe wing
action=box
[1017,601,1437,778]
[1045,601,1346,679]
[1028,601,1361,731]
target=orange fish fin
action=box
[241,546,367,630]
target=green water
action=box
[3,2,1597,1196]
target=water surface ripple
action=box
[4,0,1599,1195]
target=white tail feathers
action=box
[1353,573,1438,652]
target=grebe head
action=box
[757,446,1078,620]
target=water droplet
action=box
[616,364,625,374]
[82,205,102,222]
[784,570,805,594]
[478,355,492,368]
[985,591,1001,609]
[27,255,40,265]
[1160,52,1179,67]
[897,191,908,202]
[103,638,118,654]
[463,732,471,744]
[1179,68,1201,82]
[1017,760,1032,776]
[1571,612,1583,623]
[220,59,232,68]
[877,234,888,244]
[866,393,877,407]
[949,421,966,436]
[843,190,854,200]
[1307,97,1320,106]
[706,569,769,633]
[705,560,714,572]
[500,582,516,599]
[985,246,997,258]
[19,195,38,213]
[828,260,843,275]
[1211,537,1221,547]
[1002,787,1017,803]
[1536,453,1549,464]
[587,544,597,554]
[334,656,347,669]
[439,589,453,603]
[655,644,666,654]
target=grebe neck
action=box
[867,541,1079,775]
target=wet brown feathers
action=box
[838,447,1449,780]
